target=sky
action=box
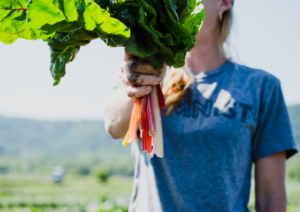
[0,0,299,121]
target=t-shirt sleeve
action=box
[251,79,298,162]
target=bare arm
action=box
[104,86,135,139]
[104,51,166,139]
[255,151,287,212]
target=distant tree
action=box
[95,167,110,183]
[78,167,90,176]
[0,166,8,174]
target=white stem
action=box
[152,86,164,158]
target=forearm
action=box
[256,192,286,212]
[104,87,135,139]
[255,151,287,212]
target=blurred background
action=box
[0,0,299,212]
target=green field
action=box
[0,105,299,211]
[1,173,300,212]
[0,174,133,212]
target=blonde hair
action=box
[162,67,194,115]
[220,8,233,44]
[162,8,233,114]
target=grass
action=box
[286,181,300,212]
[0,174,299,212]
[0,174,133,212]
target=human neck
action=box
[185,32,227,75]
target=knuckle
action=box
[125,61,135,72]
[126,60,157,74]
[126,89,136,98]
[127,73,140,84]
[128,92,135,97]
[143,86,152,93]
[126,86,137,98]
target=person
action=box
[104,0,298,211]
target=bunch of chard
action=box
[123,84,165,158]
[0,0,205,86]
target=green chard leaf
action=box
[26,0,81,32]
[1,0,205,85]
[27,0,130,44]
[122,1,174,69]
[0,0,54,44]
[124,28,158,59]
[26,0,130,85]
[177,0,197,23]
[94,0,110,9]
[48,29,99,85]
[50,44,80,86]
[183,0,205,35]
[78,2,130,47]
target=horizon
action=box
[0,103,299,122]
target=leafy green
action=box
[27,0,82,32]
[48,29,98,85]
[183,0,205,35]
[0,0,205,85]
[78,2,130,47]
[119,0,204,69]
[0,0,54,44]
[26,0,130,84]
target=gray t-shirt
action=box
[116,61,298,212]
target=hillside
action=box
[0,117,132,175]
[0,104,299,174]
[0,117,124,156]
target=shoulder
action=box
[230,62,281,88]
[231,62,279,83]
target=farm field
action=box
[0,105,299,211]
[0,174,133,212]
[0,174,300,212]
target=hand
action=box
[121,50,167,98]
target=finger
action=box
[126,85,153,98]
[123,72,162,86]
[124,49,167,77]
[125,60,159,75]
[125,49,138,61]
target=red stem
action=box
[156,84,165,109]
[142,109,149,152]
[139,95,148,130]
